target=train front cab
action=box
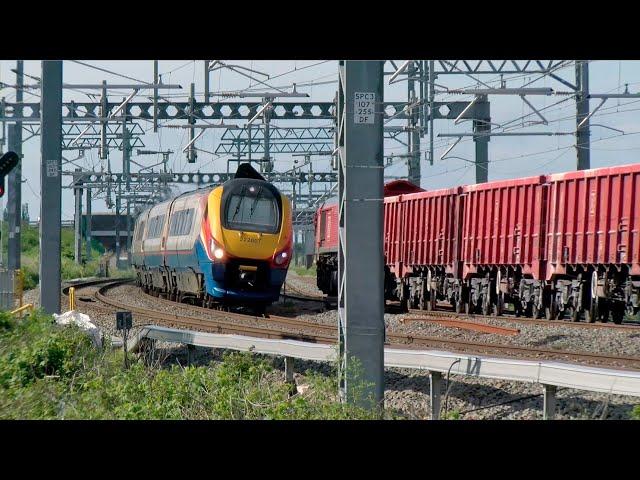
[202,179,293,307]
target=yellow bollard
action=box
[69,286,76,311]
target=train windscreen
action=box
[224,184,279,234]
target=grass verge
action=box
[0,310,390,419]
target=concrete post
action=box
[430,371,443,420]
[543,384,557,420]
[39,60,63,314]
[284,356,294,384]
[337,60,385,409]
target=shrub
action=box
[0,311,386,420]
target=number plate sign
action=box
[354,92,375,124]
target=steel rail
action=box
[406,307,640,331]
[82,279,640,371]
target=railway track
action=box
[63,277,640,371]
[285,280,640,331]
[405,307,640,332]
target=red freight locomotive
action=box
[314,163,640,323]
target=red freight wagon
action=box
[384,187,462,311]
[459,175,547,315]
[314,203,339,294]
[543,163,640,323]
[314,180,423,296]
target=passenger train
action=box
[132,164,293,313]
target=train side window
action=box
[183,209,194,235]
[171,211,180,237]
[148,214,165,239]
[137,221,146,241]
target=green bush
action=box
[0,311,94,390]
[0,311,388,420]
[633,405,640,420]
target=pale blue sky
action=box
[2,60,640,220]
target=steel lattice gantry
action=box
[1,101,335,123]
[67,171,337,186]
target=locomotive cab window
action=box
[222,181,281,234]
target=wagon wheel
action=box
[625,303,635,318]
[492,293,504,316]
[545,301,555,321]
[418,293,426,311]
[399,297,409,313]
[532,303,541,319]
[612,307,624,325]
[429,293,437,311]
[570,306,580,322]
[481,295,490,316]
[585,299,598,323]
[455,299,464,314]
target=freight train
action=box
[132,164,293,313]
[314,163,640,324]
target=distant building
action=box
[81,213,135,252]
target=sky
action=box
[1,60,640,221]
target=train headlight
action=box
[210,238,225,260]
[274,250,289,266]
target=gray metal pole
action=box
[73,168,82,264]
[40,60,63,314]
[473,95,490,183]
[115,191,121,267]
[7,61,23,271]
[100,81,107,160]
[204,60,210,104]
[123,122,131,266]
[263,98,271,173]
[85,187,92,260]
[187,83,196,163]
[428,60,435,166]
[337,60,385,409]
[407,61,421,186]
[576,60,590,170]
[153,61,159,133]
[7,125,22,270]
